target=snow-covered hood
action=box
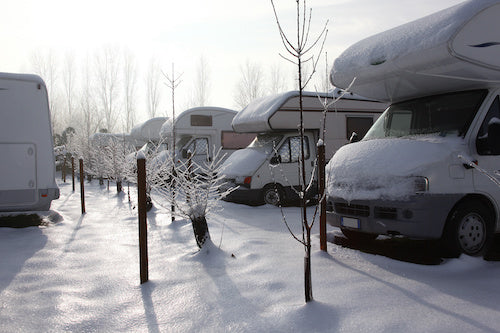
[326,136,466,201]
[221,148,267,178]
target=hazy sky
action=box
[1,0,464,121]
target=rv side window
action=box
[346,116,374,140]
[221,131,257,149]
[476,96,500,155]
[278,136,310,163]
[187,138,209,155]
[191,115,212,126]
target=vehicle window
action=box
[188,138,208,155]
[476,96,500,155]
[278,136,309,163]
[346,116,374,140]
[221,131,256,149]
[364,90,487,140]
[191,115,212,126]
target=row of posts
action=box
[61,146,326,285]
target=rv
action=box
[221,90,387,206]
[158,107,255,166]
[326,0,500,256]
[0,73,59,212]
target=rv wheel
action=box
[442,200,493,257]
[262,185,284,206]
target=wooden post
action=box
[71,157,75,192]
[62,156,66,182]
[318,143,327,252]
[137,157,149,284]
[79,158,85,214]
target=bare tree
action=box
[268,63,290,94]
[30,49,62,133]
[190,55,211,107]
[234,60,266,109]
[271,0,328,303]
[145,58,162,118]
[150,148,236,249]
[62,51,77,128]
[79,54,100,140]
[163,63,183,222]
[123,49,138,132]
[95,46,121,133]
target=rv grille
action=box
[334,202,370,217]
[374,206,397,220]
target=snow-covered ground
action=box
[1,177,500,332]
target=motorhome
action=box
[326,0,500,256]
[0,73,59,212]
[221,90,387,206]
[158,107,255,166]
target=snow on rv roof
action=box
[331,0,500,101]
[159,106,236,138]
[232,90,376,133]
[130,117,168,141]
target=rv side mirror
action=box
[349,132,359,143]
[181,149,188,159]
[270,155,281,165]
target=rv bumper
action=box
[326,194,464,239]
[222,186,263,206]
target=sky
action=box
[0,0,465,122]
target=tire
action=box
[262,185,284,206]
[442,200,494,257]
[341,228,378,242]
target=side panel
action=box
[0,143,37,206]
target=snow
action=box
[1,176,500,332]
[326,135,466,201]
[220,148,267,177]
[232,91,332,133]
[331,0,497,73]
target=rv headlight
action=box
[414,177,429,193]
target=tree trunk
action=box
[304,230,313,302]
[116,180,122,193]
[191,215,210,248]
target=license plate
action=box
[341,217,360,229]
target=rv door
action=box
[272,133,315,188]
[473,95,500,208]
[184,137,210,165]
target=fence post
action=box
[137,156,149,284]
[79,158,85,214]
[71,157,75,192]
[62,156,66,182]
[318,143,327,252]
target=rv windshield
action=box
[176,135,193,150]
[364,90,487,140]
[248,133,284,154]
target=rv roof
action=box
[232,90,384,133]
[331,0,500,102]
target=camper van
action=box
[0,73,59,211]
[326,0,500,256]
[221,90,387,206]
[158,107,255,166]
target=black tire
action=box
[341,228,378,242]
[262,185,284,206]
[442,200,494,257]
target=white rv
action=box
[0,73,59,212]
[221,90,387,206]
[327,0,500,256]
[158,107,255,166]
